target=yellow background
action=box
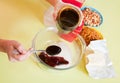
[0,0,120,83]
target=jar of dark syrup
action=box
[56,5,84,42]
[53,0,86,42]
[56,5,82,33]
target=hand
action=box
[0,39,33,62]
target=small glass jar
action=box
[56,5,83,34]
[54,0,84,42]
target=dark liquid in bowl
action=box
[39,45,69,67]
[39,52,69,67]
[57,8,79,31]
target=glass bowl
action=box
[32,27,86,70]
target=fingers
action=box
[17,45,26,54]
[12,41,26,54]
[8,48,33,62]
[16,48,33,61]
[3,40,33,62]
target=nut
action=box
[82,8,101,27]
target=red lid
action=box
[62,0,83,8]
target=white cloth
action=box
[86,40,116,79]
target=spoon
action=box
[13,45,62,56]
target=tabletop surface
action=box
[0,0,120,83]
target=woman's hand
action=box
[0,39,33,62]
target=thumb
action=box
[16,45,27,54]
[12,48,33,61]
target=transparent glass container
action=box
[32,27,86,70]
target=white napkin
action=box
[85,40,116,79]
